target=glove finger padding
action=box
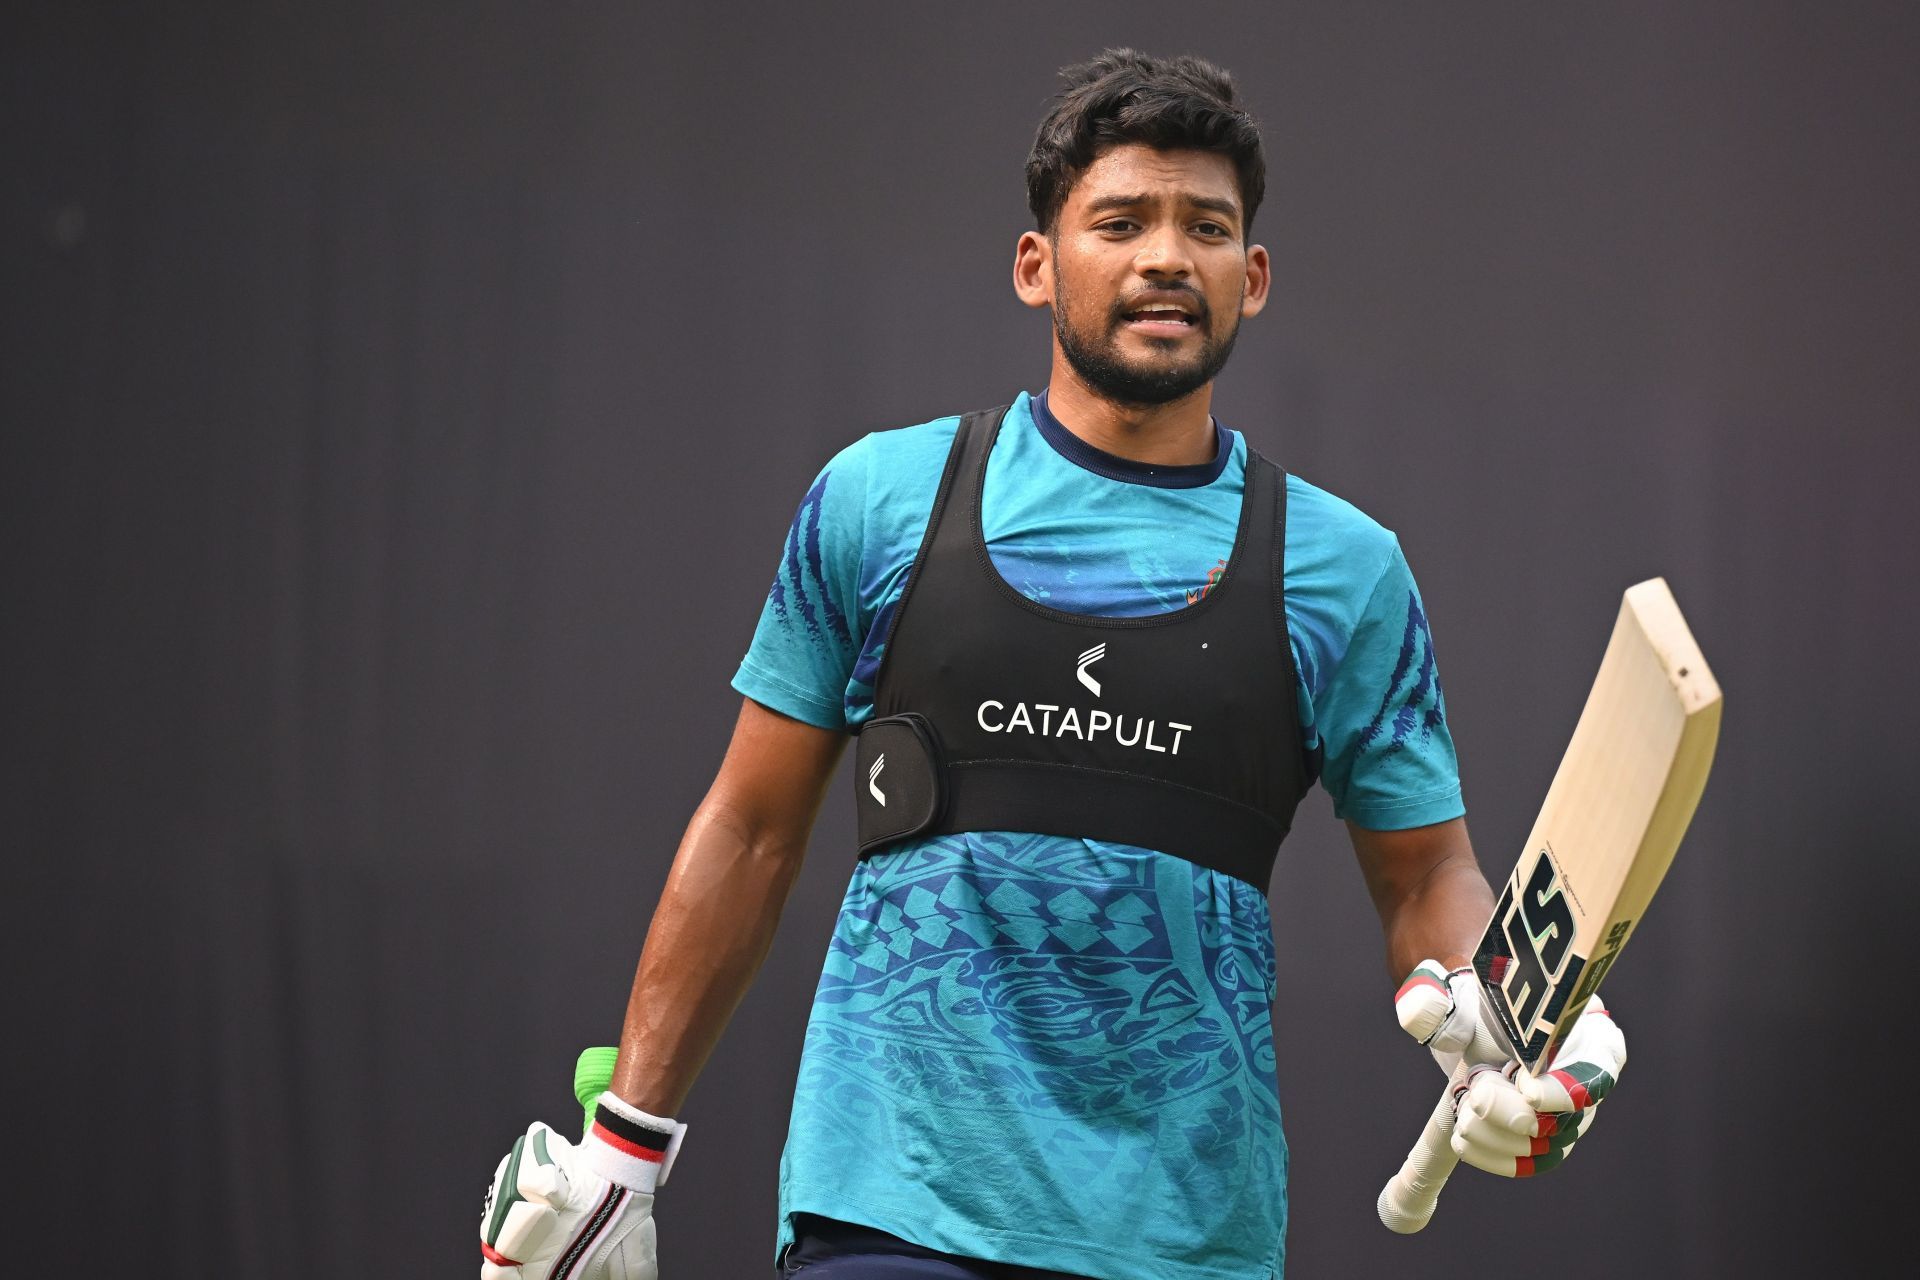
[1448,998,1627,1179]
[1459,1067,1537,1140]
[492,1199,558,1273]
[482,1132,547,1273]
[1449,1069,1586,1177]
[492,1126,570,1262]
[1393,961,1480,1072]
[1520,998,1628,1114]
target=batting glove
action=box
[1393,961,1628,1178]
[479,1093,687,1280]
[1392,960,1482,1073]
[1450,998,1626,1177]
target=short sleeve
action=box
[730,437,872,730]
[1314,543,1465,829]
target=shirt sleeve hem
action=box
[731,663,847,731]
[1337,789,1466,831]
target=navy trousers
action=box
[777,1215,1097,1279]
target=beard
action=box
[1053,272,1242,409]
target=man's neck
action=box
[1044,362,1218,468]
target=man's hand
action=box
[479,1095,686,1279]
[1452,999,1626,1177]
[1393,960,1628,1177]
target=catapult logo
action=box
[975,641,1193,756]
[868,754,887,806]
[1076,643,1105,696]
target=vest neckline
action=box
[970,402,1267,629]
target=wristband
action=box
[582,1091,688,1194]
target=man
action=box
[478,49,1627,1280]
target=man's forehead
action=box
[1067,144,1241,210]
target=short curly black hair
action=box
[1025,48,1266,237]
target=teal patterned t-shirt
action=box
[734,391,1463,1280]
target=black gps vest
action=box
[853,404,1311,893]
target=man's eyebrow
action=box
[1082,192,1242,221]
[1186,194,1242,220]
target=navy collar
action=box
[1031,389,1234,489]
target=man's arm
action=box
[609,696,847,1115]
[1346,817,1493,984]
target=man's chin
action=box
[1081,370,1214,408]
[1106,355,1219,399]
[1056,321,1237,407]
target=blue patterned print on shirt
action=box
[769,470,853,647]
[795,833,1285,1218]
[1358,590,1446,756]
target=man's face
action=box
[1022,143,1269,408]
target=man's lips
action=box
[1117,294,1206,336]
[1121,311,1201,336]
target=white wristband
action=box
[580,1091,688,1193]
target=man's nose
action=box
[1133,224,1194,278]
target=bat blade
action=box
[1474,577,1721,1076]
[1378,577,1721,1233]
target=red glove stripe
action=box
[1549,1069,1593,1109]
[480,1241,519,1266]
[590,1119,669,1164]
[1514,1156,1536,1178]
[1395,973,1448,1001]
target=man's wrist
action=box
[581,1091,689,1194]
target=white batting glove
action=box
[1392,960,1481,1073]
[479,1094,687,1280]
[1450,998,1627,1178]
[1394,960,1628,1178]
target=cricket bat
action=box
[1376,577,1721,1234]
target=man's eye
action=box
[1195,222,1229,237]
[1099,219,1138,233]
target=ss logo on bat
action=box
[1477,844,1581,1066]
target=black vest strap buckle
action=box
[854,713,946,855]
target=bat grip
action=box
[574,1046,619,1140]
[1377,1059,1468,1233]
[1377,1014,1511,1233]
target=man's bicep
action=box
[702,696,848,847]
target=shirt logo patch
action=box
[1186,557,1229,605]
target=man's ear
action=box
[1012,230,1053,310]
[1240,242,1271,319]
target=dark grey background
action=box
[7,2,1915,1276]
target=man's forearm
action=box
[1378,854,1494,981]
[1349,818,1496,985]
[608,798,809,1115]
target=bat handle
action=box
[1377,1013,1512,1233]
[1376,1059,1469,1233]
[574,1046,619,1140]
